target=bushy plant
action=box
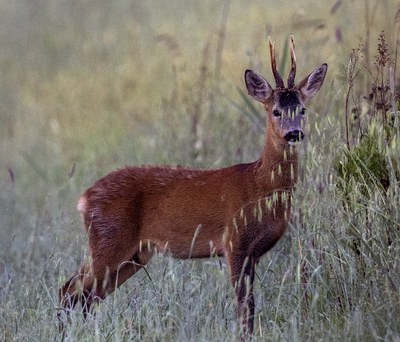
[335,31,399,209]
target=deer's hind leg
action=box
[59,246,154,327]
[95,247,154,300]
[58,263,96,331]
[59,263,95,317]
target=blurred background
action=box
[0,1,399,340]
[1,0,396,205]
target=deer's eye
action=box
[273,110,281,117]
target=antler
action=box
[287,34,296,88]
[268,37,284,88]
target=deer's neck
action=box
[254,130,298,196]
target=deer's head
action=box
[245,35,327,146]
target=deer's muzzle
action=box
[284,130,304,144]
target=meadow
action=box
[0,0,399,341]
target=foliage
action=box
[333,30,400,304]
[335,31,399,209]
[335,130,389,206]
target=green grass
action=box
[1,0,400,341]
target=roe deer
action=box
[59,35,327,336]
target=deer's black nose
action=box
[284,130,304,143]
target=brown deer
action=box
[59,35,327,336]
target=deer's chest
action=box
[232,194,292,258]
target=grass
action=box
[1,0,400,341]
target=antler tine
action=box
[268,37,284,88]
[287,34,296,88]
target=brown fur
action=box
[59,37,327,337]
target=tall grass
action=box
[0,1,399,341]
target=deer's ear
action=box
[297,63,327,100]
[245,69,273,103]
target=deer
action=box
[59,35,327,337]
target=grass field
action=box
[1,1,400,341]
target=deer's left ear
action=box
[245,69,274,103]
[297,63,327,100]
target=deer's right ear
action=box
[245,69,273,103]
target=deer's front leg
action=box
[229,249,257,337]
